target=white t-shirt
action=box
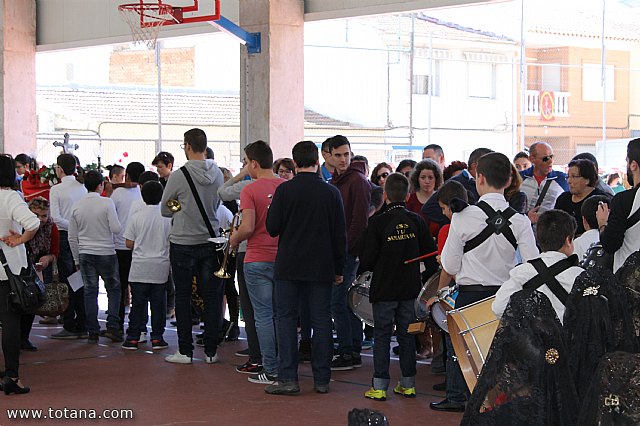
[111,186,142,251]
[123,204,171,284]
[573,229,600,260]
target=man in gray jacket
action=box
[161,128,224,364]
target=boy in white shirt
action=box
[573,195,609,260]
[49,154,88,339]
[493,209,584,324]
[110,162,145,333]
[122,181,172,350]
[68,170,122,343]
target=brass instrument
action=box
[214,212,241,279]
[167,199,181,212]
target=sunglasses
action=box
[377,172,390,179]
[542,155,554,162]
[29,197,50,209]
[402,171,412,177]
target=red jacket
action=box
[332,161,371,256]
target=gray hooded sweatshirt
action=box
[161,159,224,245]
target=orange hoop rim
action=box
[118,3,176,22]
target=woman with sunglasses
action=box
[0,154,40,395]
[370,162,393,188]
[406,159,443,237]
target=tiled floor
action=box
[7,316,463,425]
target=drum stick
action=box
[404,250,439,264]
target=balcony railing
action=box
[525,90,570,117]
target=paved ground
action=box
[6,311,463,425]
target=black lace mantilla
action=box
[461,290,579,426]
[577,351,640,425]
[564,266,639,402]
[614,251,640,345]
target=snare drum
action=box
[348,272,374,327]
[414,271,441,321]
[431,286,458,333]
[447,296,498,392]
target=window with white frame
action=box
[467,61,495,99]
[582,63,615,102]
[413,58,440,96]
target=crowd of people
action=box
[0,131,639,424]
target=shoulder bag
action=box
[0,247,46,314]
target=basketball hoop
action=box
[118,2,179,49]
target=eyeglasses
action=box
[541,155,554,162]
[377,172,390,179]
[180,143,189,149]
[402,171,412,177]
[278,169,293,175]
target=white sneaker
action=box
[205,354,220,364]
[165,351,192,364]
[139,332,148,344]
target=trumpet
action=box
[214,212,241,279]
[167,199,181,212]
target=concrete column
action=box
[239,0,304,160]
[0,0,36,156]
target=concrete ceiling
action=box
[36,0,492,50]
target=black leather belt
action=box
[458,285,500,293]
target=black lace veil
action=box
[461,290,579,426]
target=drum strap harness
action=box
[463,201,518,253]
[522,254,579,305]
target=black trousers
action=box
[0,282,21,378]
[224,252,239,325]
[59,231,86,333]
[116,249,133,332]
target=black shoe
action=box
[352,353,362,368]
[314,383,330,394]
[104,329,124,343]
[331,354,354,371]
[429,399,465,412]
[20,340,38,352]
[2,377,30,395]
[88,333,99,344]
[225,324,240,341]
[433,382,446,391]
[265,381,300,395]
[392,345,400,355]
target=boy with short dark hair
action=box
[574,195,610,259]
[68,170,122,343]
[360,173,438,401]
[493,209,584,323]
[433,152,538,412]
[122,181,172,350]
[152,151,174,187]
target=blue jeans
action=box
[127,282,166,341]
[372,300,416,390]
[331,254,363,356]
[275,280,333,384]
[170,242,224,357]
[79,254,121,334]
[244,262,277,376]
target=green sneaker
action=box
[393,384,416,398]
[364,388,387,401]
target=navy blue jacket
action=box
[266,172,347,282]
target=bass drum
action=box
[348,271,374,327]
[414,271,442,322]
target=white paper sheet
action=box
[67,270,84,292]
